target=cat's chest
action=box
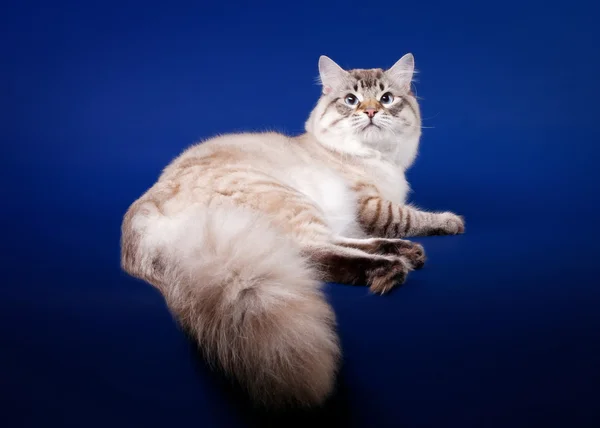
[364,159,409,204]
[283,166,360,237]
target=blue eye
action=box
[344,94,358,106]
[380,92,394,105]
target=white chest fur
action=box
[283,166,362,238]
[362,156,410,205]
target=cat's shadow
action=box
[185,335,356,428]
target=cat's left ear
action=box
[318,55,347,95]
[386,53,415,92]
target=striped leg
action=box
[303,244,412,295]
[357,194,465,238]
[333,236,426,269]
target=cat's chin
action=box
[358,126,393,145]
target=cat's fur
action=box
[120,54,464,408]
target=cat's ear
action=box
[318,55,347,95]
[386,53,415,92]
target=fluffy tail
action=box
[121,198,340,408]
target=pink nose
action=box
[364,108,377,118]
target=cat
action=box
[120,53,464,409]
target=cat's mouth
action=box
[362,122,381,131]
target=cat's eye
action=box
[344,94,358,106]
[380,92,394,105]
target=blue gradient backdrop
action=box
[2,0,600,427]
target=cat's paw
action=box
[378,240,426,270]
[401,242,426,269]
[427,212,465,236]
[367,257,411,295]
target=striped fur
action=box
[120,54,464,409]
[356,191,465,238]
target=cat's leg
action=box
[355,190,465,238]
[302,244,412,295]
[333,236,426,270]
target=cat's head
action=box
[305,54,421,166]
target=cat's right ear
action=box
[318,56,347,95]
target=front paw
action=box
[427,212,465,236]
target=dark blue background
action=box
[3,0,600,426]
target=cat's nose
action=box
[364,108,378,118]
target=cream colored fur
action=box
[120,53,464,408]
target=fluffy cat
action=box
[120,53,464,408]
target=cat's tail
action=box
[120,197,340,408]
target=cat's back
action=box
[163,131,296,175]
